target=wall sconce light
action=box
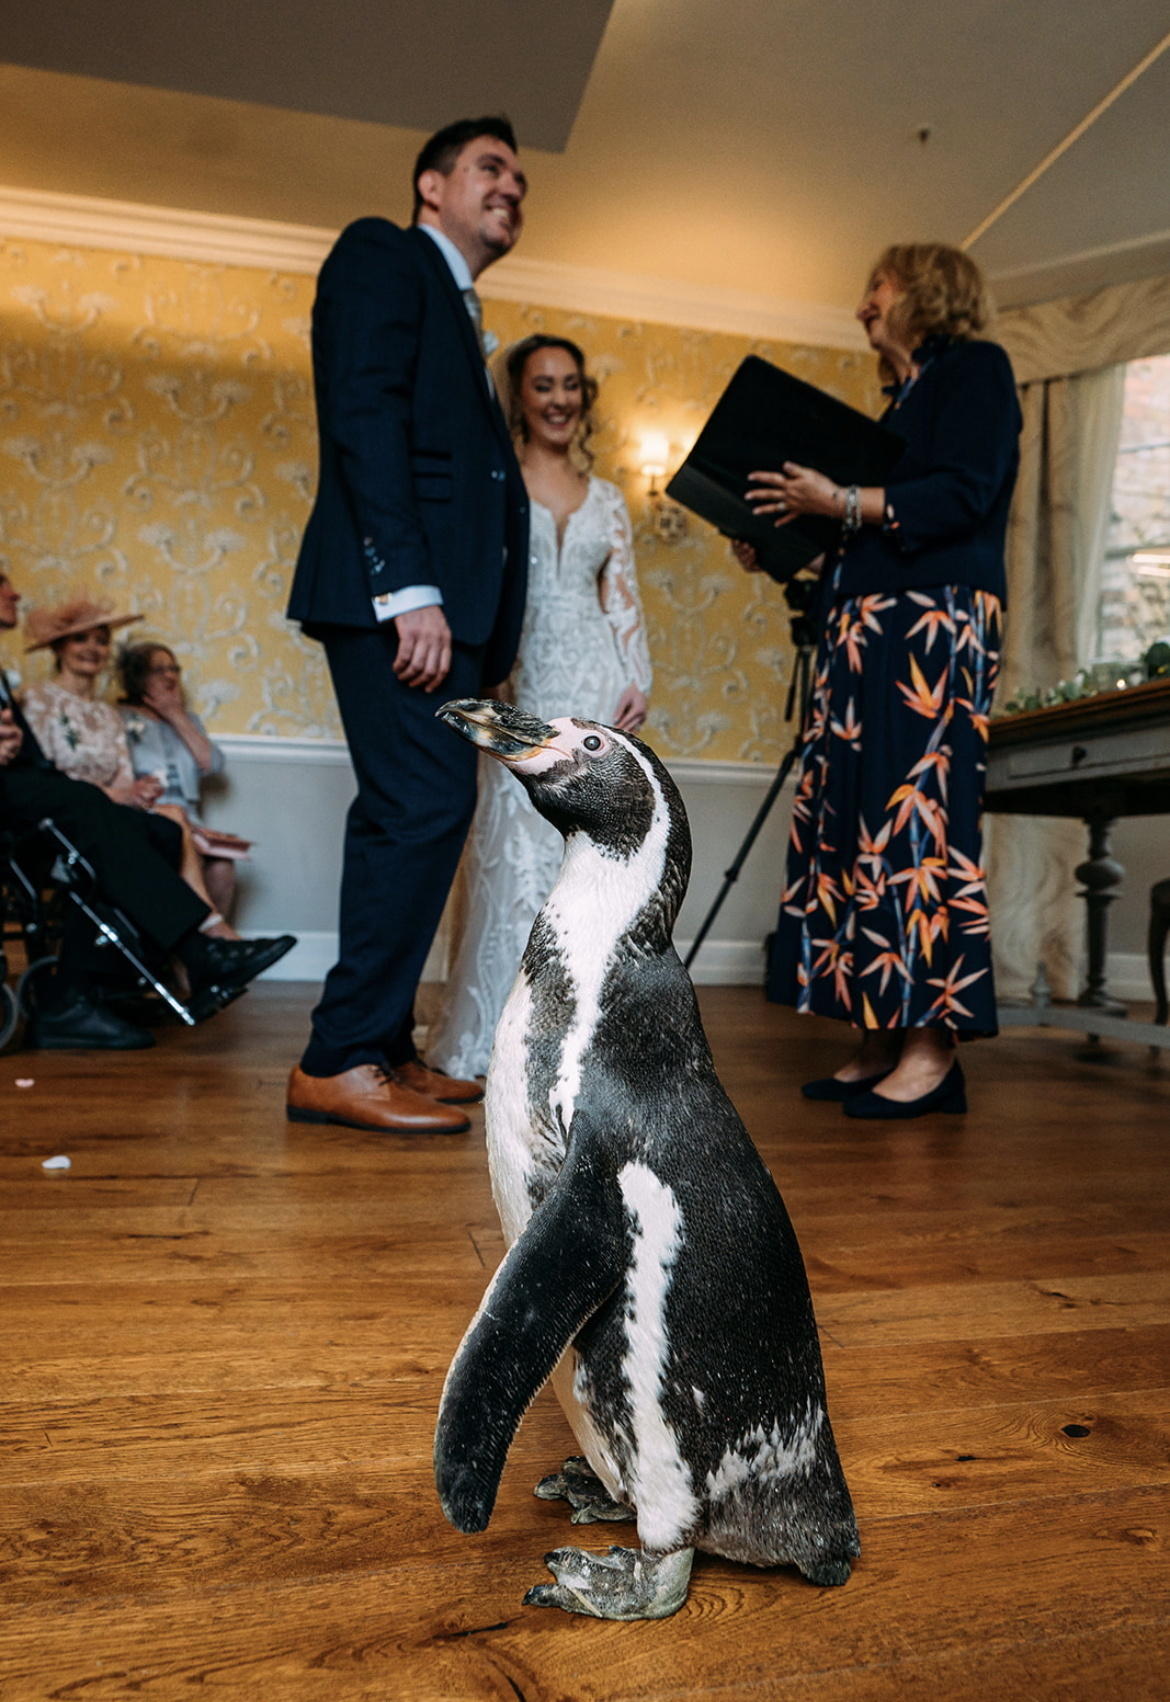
[640,431,670,497]
[639,429,687,542]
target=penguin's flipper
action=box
[435,1155,625,1535]
[524,1544,694,1621]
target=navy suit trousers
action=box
[301,625,485,1076]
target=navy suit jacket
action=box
[288,219,529,682]
[837,336,1022,605]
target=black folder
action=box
[665,355,905,581]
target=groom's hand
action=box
[393,605,453,692]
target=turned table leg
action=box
[1075,812,1127,1016]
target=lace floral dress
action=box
[22,681,135,792]
[428,476,652,1077]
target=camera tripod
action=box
[684,638,815,973]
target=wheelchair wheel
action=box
[17,955,58,1020]
[0,983,17,1053]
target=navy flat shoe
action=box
[843,1061,967,1119]
[802,1070,893,1102]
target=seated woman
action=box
[117,641,244,929]
[21,594,239,939]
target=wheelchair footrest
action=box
[186,982,249,1024]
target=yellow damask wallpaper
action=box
[0,232,880,760]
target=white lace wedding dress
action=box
[427,476,652,1078]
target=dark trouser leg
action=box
[300,628,484,1077]
[3,770,207,952]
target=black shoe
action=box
[25,989,155,1051]
[844,1061,967,1119]
[180,933,297,1001]
[802,1070,893,1101]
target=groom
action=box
[286,117,530,1133]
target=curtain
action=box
[987,363,1127,1001]
[998,273,1170,385]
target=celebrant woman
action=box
[735,243,1021,1119]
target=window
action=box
[1098,354,1170,663]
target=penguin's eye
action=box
[583,735,603,752]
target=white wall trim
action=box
[217,732,787,787]
[987,224,1170,286]
[0,183,866,350]
[667,756,784,787]
[0,184,336,273]
[217,733,353,765]
[245,944,1160,999]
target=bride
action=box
[428,333,653,1078]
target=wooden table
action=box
[985,678,1170,1046]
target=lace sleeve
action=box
[597,482,652,694]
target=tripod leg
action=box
[683,743,801,971]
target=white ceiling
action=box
[0,0,1168,312]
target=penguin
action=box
[432,699,859,1621]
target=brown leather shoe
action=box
[392,1058,484,1104]
[286,1064,470,1133]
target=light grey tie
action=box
[461,287,488,361]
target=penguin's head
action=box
[438,698,691,922]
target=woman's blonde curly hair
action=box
[872,243,993,347]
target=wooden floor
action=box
[1,983,1168,1701]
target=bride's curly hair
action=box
[502,334,600,468]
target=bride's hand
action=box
[613,685,648,733]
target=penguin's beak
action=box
[437,699,561,764]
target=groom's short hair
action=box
[411,117,518,222]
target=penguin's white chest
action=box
[483,823,665,1248]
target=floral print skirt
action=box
[768,584,1003,1033]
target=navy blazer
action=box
[837,337,1022,604]
[288,220,529,679]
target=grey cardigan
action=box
[120,709,224,821]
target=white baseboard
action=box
[247,938,1156,1004]
[1106,952,1160,1003]
[242,929,767,987]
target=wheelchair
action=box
[1,816,203,1051]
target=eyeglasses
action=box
[148,662,182,676]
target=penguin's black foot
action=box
[533,1456,636,1525]
[523,1544,693,1620]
